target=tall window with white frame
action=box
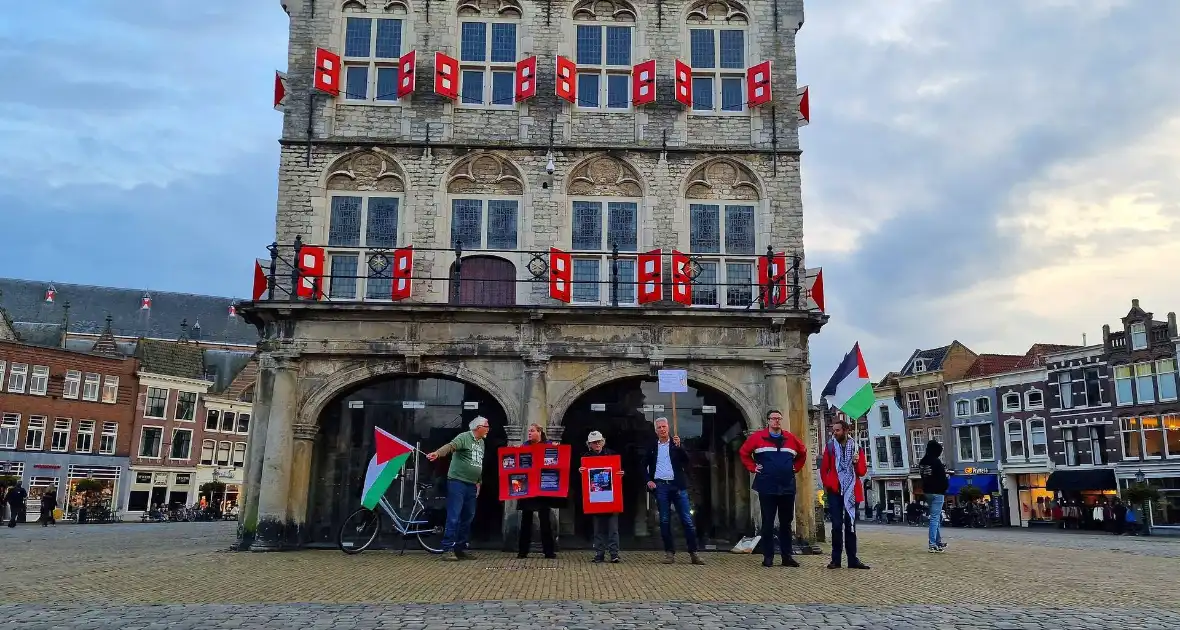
[905,392,921,418]
[889,435,904,468]
[879,405,891,428]
[1087,425,1106,464]
[977,424,994,460]
[1130,322,1148,350]
[7,363,27,393]
[911,429,926,462]
[458,3,521,107]
[957,425,974,462]
[687,14,747,113]
[327,193,401,300]
[571,199,639,305]
[82,373,100,402]
[574,9,634,110]
[1120,417,1141,460]
[25,416,46,450]
[201,440,216,465]
[205,409,221,432]
[341,10,405,103]
[688,202,756,307]
[1028,418,1047,457]
[1058,371,1073,409]
[101,376,119,403]
[955,399,970,417]
[0,414,18,449]
[1158,359,1178,401]
[171,429,193,460]
[1114,365,1134,405]
[1063,427,1079,466]
[63,370,81,399]
[874,436,888,467]
[1084,368,1102,406]
[29,366,49,396]
[99,422,118,455]
[1164,414,1180,459]
[139,427,163,458]
[1006,420,1026,460]
[975,396,991,414]
[1142,415,1164,459]
[924,389,940,415]
[76,420,95,453]
[144,388,168,419]
[50,418,71,452]
[1135,363,1155,403]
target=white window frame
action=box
[174,391,198,423]
[1141,415,1164,460]
[1129,322,1147,350]
[76,420,95,454]
[1024,388,1045,411]
[923,388,940,415]
[29,365,50,396]
[974,396,991,415]
[570,197,642,307]
[913,359,927,373]
[1083,367,1103,407]
[574,22,635,112]
[216,441,233,467]
[0,360,5,392]
[99,422,118,455]
[82,373,100,402]
[1087,425,1106,465]
[139,426,164,459]
[325,191,406,301]
[1057,371,1073,409]
[205,409,221,433]
[955,399,970,418]
[1119,416,1141,461]
[25,416,46,450]
[1135,363,1156,404]
[0,413,19,449]
[457,16,521,109]
[200,439,216,465]
[1002,392,1021,412]
[220,411,237,433]
[685,25,748,115]
[977,424,995,461]
[170,428,194,461]
[101,376,119,404]
[232,442,248,468]
[1163,413,1180,460]
[63,370,81,399]
[1063,426,1080,466]
[686,202,760,309]
[1027,417,1048,458]
[340,13,407,105]
[1114,365,1134,406]
[7,363,28,393]
[1005,420,1026,460]
[1157,359,1178,402]
[50,418,71,452]
[144,387,169,419]
[910,429,926,461]
[956,425,975,462]
[928,427,942,444]
[236,413,251,435]
[905,391,921,418]
[888,434,904,468]
[879,405,891,428]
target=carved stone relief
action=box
[685,159,761,200]
[325,150,406,192]
[572,0,636,22]
[567,155,642,197]
[457,0,522,18]
[446,153,525,194]
[685,0,749,24]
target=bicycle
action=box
[337,480,446,555]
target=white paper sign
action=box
[590,403,606,411]
[463,401,479,410]
[701,405,716,414]
[347,400,364,409]
[658,369,688,393]
[402,400,426,409]
[653,405,665,412]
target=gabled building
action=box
[865,372,910,512]
[945,354,1023,513]
[895,341,977,496]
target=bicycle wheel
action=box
[338,507,382,554]
[409,507,445,554]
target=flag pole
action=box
[672,391,678,437]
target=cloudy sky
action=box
[1,1,1177,393]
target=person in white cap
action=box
[579,431,622,563]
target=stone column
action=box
[523,358,550,430]
[251,353,298,552]
[235,360,274,550]
[765,360,818,547]
[287,423,320,546]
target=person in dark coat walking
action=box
[40,489,58,527]
[6,482,28,528]
[517,423,559,559]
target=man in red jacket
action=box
[739,409,807,568]
[820,418,870,569]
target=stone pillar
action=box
[235,360,274,550]
[287,423,320,546]
[523,358,550,430]
[765,360,818,547]
[251,353,298,552]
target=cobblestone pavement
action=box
[2,522,1177,628]
[854,522,1180,558]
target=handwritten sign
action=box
[657,369,688,393]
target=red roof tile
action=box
[963,354,1025,378]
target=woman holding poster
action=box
[516,424,559,559]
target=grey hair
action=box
[469,416,490,431]
[653,417,669,426]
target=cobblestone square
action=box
[2,522,1177,628]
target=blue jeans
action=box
[827,492,858,565]
[441,479,478,552]
[927,493,945,547]
[654,482,698,553]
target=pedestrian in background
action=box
[426,416,490,562]
[919,440,951,553]
[820,418,870,569]
[646,418,705,565]
[5,482,27,528]
[739,409,806,568]
[580,431,622,563]
[517,423,558,559]
[39,489,57,527]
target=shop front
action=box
[125,469,196,514]
[0,453,130,522]
[1118,468,1180,535]
[1002,466,1054,527]
[194,466,243,514]
[1044,468,1118,530]
[872,477,910,522]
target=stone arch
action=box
[549,363,762,431]
[457,0,523,18]
[685,0,749,24]
[683,157,762,200]
[566,153,643,197]
[341,0,409,14]
[445,152,525,195]
[323,148,406,192]
[299,359,521,428]
[572,0,636,22]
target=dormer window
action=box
[1025,389,1044,410]
[1002,392,1021,412]
[1130,322,1148,350]
[913,359,927,373]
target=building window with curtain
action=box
[1028,419,1047,457]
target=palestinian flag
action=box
[360,427,415,509]
[821,342,874,420]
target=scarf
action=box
[831,437,857,530]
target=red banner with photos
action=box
[581,454,623,514]
[498,443,571,501]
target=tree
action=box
[958,484,984,504]
[0,474,19,490]
[74,479,106,506]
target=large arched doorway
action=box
[307,374,509,547]
[449,256,516,305]
[558,377,751,548]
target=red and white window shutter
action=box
[632,60,656,106]
[397,51,417,99]
[296,246,326,300]
[637,249,662,304]
[758,253,788,307]
[391,247,414,301]
[674,60,692,107]
[805,267,824,312]
[515,56,538,102]
[313,48,341,96]
[746,60,772,107]
[555,56,577,103]
[274,71,288,111]
[797,85,810,126]
[435,52,459,100]
[549,248,572,303]
[252,261,268,301]
[670,251,692,305]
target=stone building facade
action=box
[240,0,823,551]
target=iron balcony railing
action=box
[254,236,822,313]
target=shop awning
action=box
[947,474,999,495]
[1045,469,1117,492]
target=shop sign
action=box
[962,467,993,475]
[653,405,665,412]
[175,474,191,485]
[33,464,61,470]
[153,473,169,486]
[590,403,606,411]
[347,400,364,409]
[213,469,236,480]
[463,401,479,410]
[136,472,152,484]
[641,404,654,412]
[402,400,425,409]
[701,405,716,414]
[886,481,904,491]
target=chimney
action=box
[59,301,71,348]
[1169,312,1178,338]
[1102,324,1112,351]
[179,319,189,343]
[1082,332,1087,346]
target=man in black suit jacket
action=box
[644,418,704,565]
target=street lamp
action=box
[1135,469,1145,484]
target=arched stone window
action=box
[683,158,760,307]
[565,155,643,305]
[322,150,407,300]
[571,0,638,111]
[339,1,412,104]
[445,152,524,302]
[684,0,750,113]
[456,0,524,108]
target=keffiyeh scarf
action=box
[831,437,857,531]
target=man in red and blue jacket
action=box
[739,409,807,568]
[820,418,870,569]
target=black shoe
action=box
[455,549,476,560]
[544,553,557,559]
[826,562,840,569]
[516,552,528,559]
[762,557,774,567]
[782,557,800,568]
[848,561,871,570]
[610,555,620,563]
[442,550,460,561]
[592,554,605,563]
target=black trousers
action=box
[518,508,555,556]
[758,492,795,560]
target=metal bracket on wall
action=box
[657,0,663,28]
[773,0,779,31]
[770,104,778,177]
[305,91,316,166]
[545,0,552,25]
[425,0,431,22]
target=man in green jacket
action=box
[427,417,490,561]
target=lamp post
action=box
[1134,468,1149,536]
